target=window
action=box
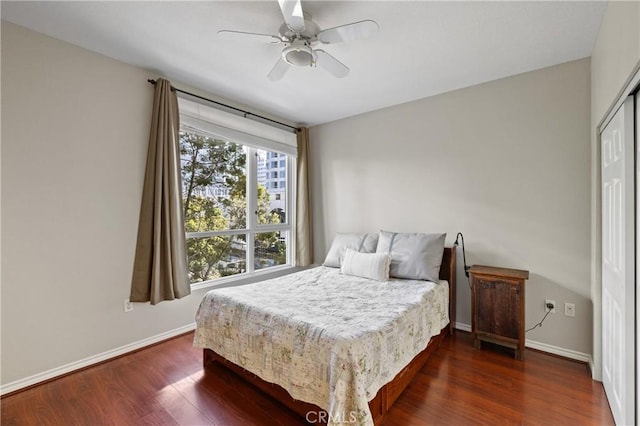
[178,97,296,287]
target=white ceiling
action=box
[2,1,606,127]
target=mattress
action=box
[193,266,449,425]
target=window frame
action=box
[178,97,297,290]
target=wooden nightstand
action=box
[469,265,530,360]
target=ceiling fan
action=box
[218,0,379,81]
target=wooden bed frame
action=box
[203,246,456,425]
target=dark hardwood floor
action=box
[1,331,613,425]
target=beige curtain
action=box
[130,78,190,304]
[295,127,313,266]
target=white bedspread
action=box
[193,266,449,425]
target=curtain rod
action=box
[147,79,300,133]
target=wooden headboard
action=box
[439,246,457,334]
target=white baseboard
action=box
[454,322,593,365]
[454,322,471,332]
[0,323,196,396]
[525,338,593,365]
[589,358,597,379]
[2,321,595,396]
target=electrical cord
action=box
[525,304,554,333]
[454,232,471,289]
[457,231,548,334]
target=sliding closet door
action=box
[637,92,640,426]
[601,96,635,426]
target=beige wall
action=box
[1,21,195,385]
[590,0,640,380]
[0,22,296,389]
[3,2,633,388]
[310,58,592,357]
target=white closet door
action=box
[637,92,640,425]
[601,96,635,426]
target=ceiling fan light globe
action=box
[282,44,315,66]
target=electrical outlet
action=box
[545,299,556,313]
[564,302,575,317]
[124,299,134,313]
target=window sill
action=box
[190,264,303,292]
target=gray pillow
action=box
[376,231,446,281]
[323,233,379,268]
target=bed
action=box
[194,244,456,425]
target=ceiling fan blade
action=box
[317,20,379,44]
[315,50,349,78]
[268,57,291,81]
[277,0,305,32]
[218,30,281,44]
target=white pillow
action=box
[323,233,379,268]
[340,249,391,282]
[376,231,446,281]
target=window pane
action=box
[186,235,246,282]
[180,131,247,231]
[255,231,287,270]
[257,149,287,225]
